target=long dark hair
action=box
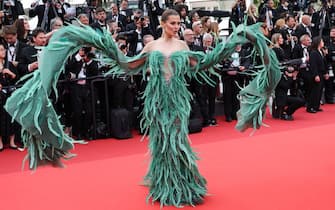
[310,36,323,51]
[14,19,26,42]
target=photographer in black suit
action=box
[65,47,99,139]
[29,0,65,32]
[271,33,305,120]
[125,9,153,56]
[0,0,25,25]
[280,16,297,59]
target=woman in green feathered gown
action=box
[4,9,282,208]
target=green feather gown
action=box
[4,23,281,207]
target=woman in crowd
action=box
[307,36,329,113]
[209,21,219,40]
[14,16,31,44]
[200,16,211,34]
[273,18,286,34]
[188,10,200,28]
[0,43,18,151]
[271,33,305,120]
[247,3,258,25]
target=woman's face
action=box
[162,15,181,38]
[278,35,284,45]
[24,20,30,31]
[319,39,324,48]
[0,45,6,59]
[205,19,211,28]
[192,12,199,22]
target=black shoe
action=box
[202,121,210,127]
[280,114,294,121]
[317,108,323,112]
[306,108,317,113]
[0,147,3,152]
[225,116,232,122]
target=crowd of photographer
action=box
[0,0,335,151]
[239,0,335,120]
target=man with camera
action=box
[280,15,297,59]
[125,9,153,56]
[29,0,65,32]
[0,0,25,25]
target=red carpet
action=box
[1,105,335,210]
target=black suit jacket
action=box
[311,10,331,37]
[90,21,108,33]
[17,45,40,78]
[5,41,28,79]
[5,41,28,61]
[29,4,65,32]
[293,24,311,39]
[0,61,18,87]
[106,13,127,31]
[310,50,327,77]
[65,55,99,80]
[125,23,153,55]
[292,44,304,60]
[280,27,296,59]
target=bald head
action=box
[302,15,311,26]
[183,29,195,45]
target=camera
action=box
[134,16,144,22]
[118,30,136,36]
[118,43,127,50]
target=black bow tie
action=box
[9,44,15,47]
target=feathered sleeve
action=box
[4,25,148,169]
[187,23,282,131]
